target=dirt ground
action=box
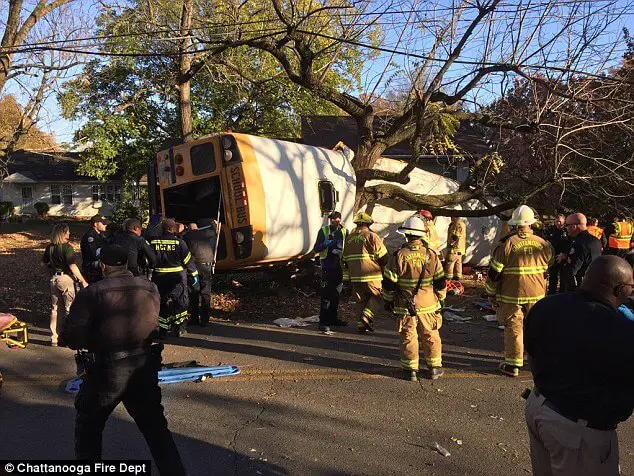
[0,219,486,330]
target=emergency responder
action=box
[544,214,569,294]
[61,245,186,475]
[383,216,447,381]
[444,216,466,281]
[485,205,553,377]
[417,210,441,253]
[587,217,606,249]
[559,213,602,292]
[110,218,157,277]
[80,215,109,283]
[42,223,88,346]
[605,214,633,258]
[183,218,219,326]
[525,256,634,476]
[150,219,199,338]
[343,212,388,333]
[313,211,348,332]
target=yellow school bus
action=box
[148,133,356,271]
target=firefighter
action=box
[313,211,348,332]
[605,214,632,258]
[150,219,199,338]
[80,215,109,283]
[342,212,388,333]
[383,216,447,381]
[444,216,466,281]
[417,210,441,253]
[485,205,553,377]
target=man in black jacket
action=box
[111,218,158,277]
[560,213,602,292]
[544,214,569,294]
[80,215,109,283]
[61,245,185,475]
[525,255,634,476]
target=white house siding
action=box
[1,182,116,217]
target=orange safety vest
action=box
[608,221,633,249]
[587,225,603,240]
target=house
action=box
[301,115,493,180]
[0,150,127,217]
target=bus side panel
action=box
[247,135,356,261]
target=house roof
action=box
[4,150,122,183]
[301,115,493,158]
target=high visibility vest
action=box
[608,221,633,249]
[587,225,603,240]
[318,225,348,259]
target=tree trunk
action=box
[178,0,194,142]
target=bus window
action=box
[318,180,337,215]
[164,177,223,225]
[190,143,217,176]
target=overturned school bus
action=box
[148,133,357,271]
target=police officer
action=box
[544,214,569,294]
[383,216,447,381]
[150,219,198,338]
[559,213,601,292]
[80,215,109,283]
[183,218,218,326]
[313,211,348,332]
[110,218,158,277]
[525,256,634,476]
[61,245,186,475]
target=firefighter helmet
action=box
[508,205,537,226]
[418,209,433,220]
[397,216,428,237]
[353,212,374,224]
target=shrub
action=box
[0,201,14,219]
[34,202,50,217]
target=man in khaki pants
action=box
[445,217,466,280]
[524,256,634,476]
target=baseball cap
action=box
[90,214,111,225]
[100,245,129,266]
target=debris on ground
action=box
[443,311,473,322]
[483,314,497,322]
[450,437,463,445]
[433,442,451,457]
[273,315,320,327]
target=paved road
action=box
[2,316,634,475]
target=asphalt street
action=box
[2,314,634,476]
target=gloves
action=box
[323,239,334,248]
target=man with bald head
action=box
[524,255,634,476]
[559,212,601,292]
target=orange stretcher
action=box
[0,313,28,349]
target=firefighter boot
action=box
[498,362,519,377]
[428,367,444,380]
[403,369,417,381]
[174,324,188,338]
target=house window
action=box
[21,187,33,207]
[62,185,73,205]
[92,185,104,203]
[50,185,61,204]
[107,184,121,202]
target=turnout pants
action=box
[189,263,213,324]
[50,274,75,345]
[152,271,189,331]
[496,302,534,367]
[75,348,186,475]
[319,267,343,325]
[398,312,443,370]
[525,389,619,476]
[351,281,383,331]
[444,252,463,280]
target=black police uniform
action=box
[61,245,186,475]
[525,290,634,430]
[150,233,198,336]
[544,225,569,294]
[313,226,347,327]
[560,230,602,292]
[111,230,158,277]
[183,227,217,325]
[80,229,105,283]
